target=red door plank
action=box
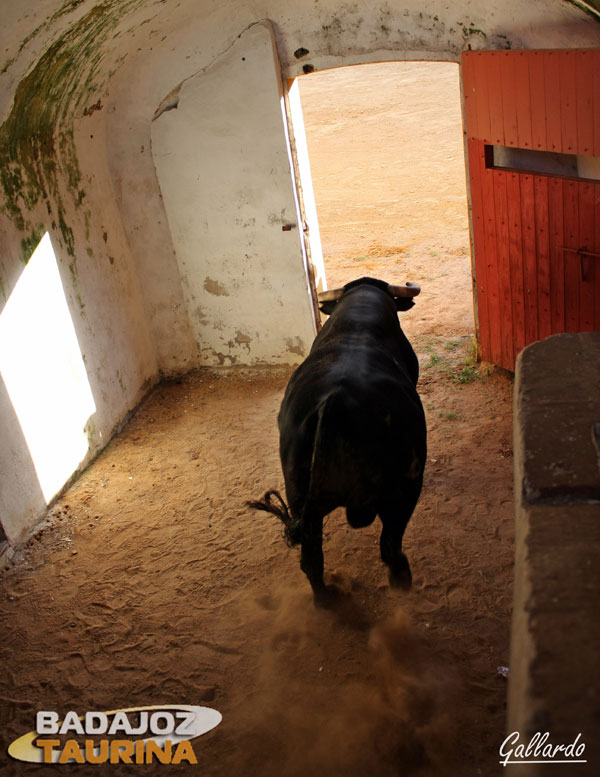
[520,173,538,346]
[462,54,478,140]
[594,55,600,157]
[575,50,595,156]
[548,178,565,333]
[533,176,552,341]
[514,51,533,150]
[578,182,596,331]
[544,51,563,153]
[487,53,506,147]
[563,180,580,332]
[506,172,526,357]
[493,170,514,369]
[500,52,519,147]
[481,155,503,365]
[559,50,578,155]
[473,54,492,143]
[468,138,491,359]
[594,183,600,328]
[529,52,547,152]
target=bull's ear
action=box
[319,300,338,315]
[394,298,415,311]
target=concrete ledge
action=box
[509,333,600,776]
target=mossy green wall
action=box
[0,0,145,264]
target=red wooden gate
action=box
[462,50,600,371]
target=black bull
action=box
[249,277,427,607]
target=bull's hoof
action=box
[388,560,412,591]
[313,583,342,609]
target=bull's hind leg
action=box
[379,518,412,590]
[300,517,323,591]
[379,484,422,591]
[299,509,339,608]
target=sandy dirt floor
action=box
[1,63,514,776]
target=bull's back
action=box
[278,341,426,515]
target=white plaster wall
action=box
[0,376,46,543]
[151,21,316,365]
[68,109,158,427]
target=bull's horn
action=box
[317,287,345,302]
[388,282,421,297]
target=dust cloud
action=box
[226,586,462,777]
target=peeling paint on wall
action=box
[153,84,181,120]
[228,330,253,353]
[204,277,230,296]
[285,336,306,357]
[201,347,239,366]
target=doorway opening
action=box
[0,232,96,506]
[292,61,473,350]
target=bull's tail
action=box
[246,489,303,547]
[307,389,384,525]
